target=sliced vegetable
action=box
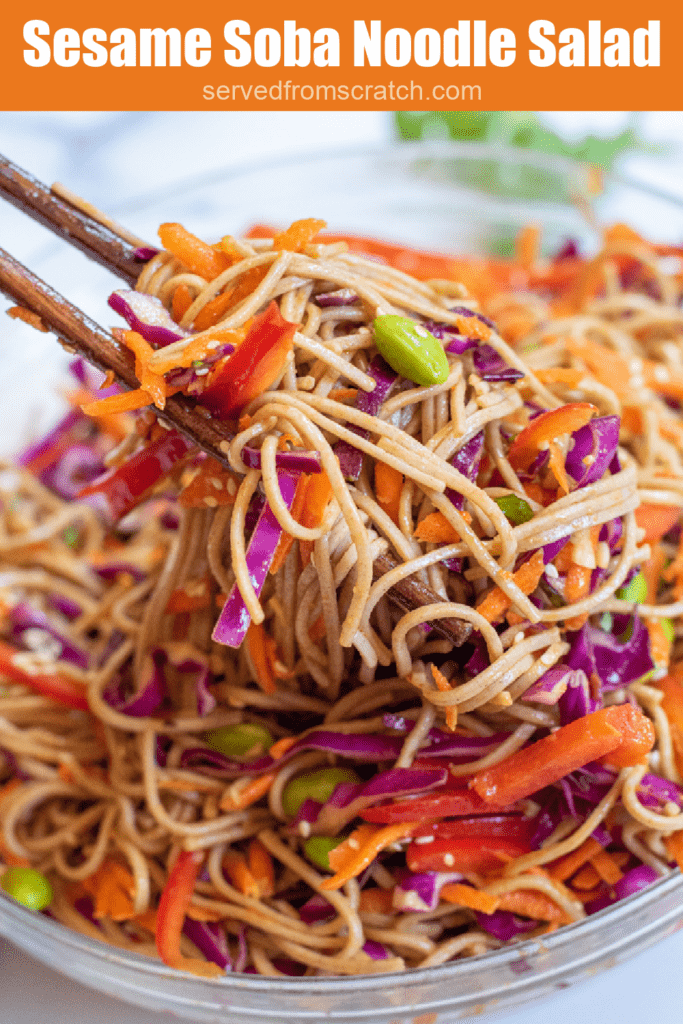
[201,302,297,419]
[303,835,347,871]
[321,822,419,891]
[108,290,190,347]
[155,850,223,977]
[1,866,53,911]
[507,403,598,473]
[372,315,449,388]
[471,703,654,806]
[476,549,545,624]
[634,504,681,545]
[494,494,534,525]
[158,223,232,281]
[205,723,273,760]
[0,641,89,710]
[406,836,532,874]
[282,767,361,818]
[78,430,194,524]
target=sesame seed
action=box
[414,834,435,845]
[348,837,360,850]
[545,563,559,579]
[513,631,525,645]
[299,821,312,838]
[211,477,224,489]
[219,441,231,454]
[442,853,455,867]
[207,340,220,350]
[203,496,218,507]
[226,479,237,496]
[414,325,429,338]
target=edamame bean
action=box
[303,835,346,871]
[617,571,648,605]
[1,866,53,911]
[282,767,360,818]
[660,617,675,645]
[494,494,534,525]
[373,315,449,388]
[205,723,273,759]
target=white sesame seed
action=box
[664,801,681,817]
[207,340,221,350]
[414,325,428,338]
[545,563,559,579]
[348,837,360,850]
[513,631,525,645]
[442,853,455,867]
[203,496,218,507]
[298,821,312,838]
[414,834,435,845]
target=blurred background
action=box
[0,109,682,221]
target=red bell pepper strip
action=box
[155,850,223,977]
[406,836,532,874]
[507,403,598,473]
[471,704,653,806]
[0,641,89,710]
[410,816,535,844]
[200,301,297,420]
[78,429,194,523]
[360,788,517,824]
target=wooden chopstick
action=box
[0,154,143,286]
[0,155,472,650]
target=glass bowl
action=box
[1,141,683,1023]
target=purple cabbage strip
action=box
[182,918,231,971]
[315,767,448,832]
[333,355,398,481]
[635,773,683,810]
[18,408,83,469]
[103,648,167,717]
[108,289,191,347]
[566,619,654,693]
[180,728,407,779]
[393,871,463,912]
[363,940,390,960]
[212,471,298,648]
[447,431,484,511]
[42,445,105,500]
[299,894,336,925]
[9,602,90,670]
[472,345,524,383]
[240,445,322,474]
[565,416,621,490]
[586,865,662,914]
[475,910,538,941]
[234,925,249,973]
[522,665,573,705]
[558,669,600,725]
[133,246,160,261]
[316,288,358,307]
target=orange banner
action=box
[0,0,679,110]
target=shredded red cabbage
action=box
[108,289,190,347]
[393,871,463,912]
[212,471,298,648]
[565,416,621,490]
[103,648,167,716]
[240,446,322,474]
[9,602,89,670]
[182,918,231,971]
[333,356,397,481]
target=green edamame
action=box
[373,315,449,388]
[205,723,273,759]
[1,866,53,911]
[494,494,534,525]
[303,835,346,871]
[282,767,360,818]
[617,571,648,605]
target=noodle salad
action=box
[1,217,683,977]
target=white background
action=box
[1,110,683,1024]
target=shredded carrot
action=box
[657,669,683,776]
[453,312,492,341]
[664,830,683,873]
[81,859,136,921]
[515,225,540,273]
[321,822,419,891]
[565,563,593,605]
[246,621,278,694]
[122,330,169,410]
[476,549,545,624]
[570,863,602,890]
[534,367,585,387]
[6,305,49,331]
[547,441,570,494]
[172,284,194,323]
[81,388,153,416]
[663,532,683,601]
[247,838,276,898]
[270,473,310,575]
[635,504,681,546]
[158,223,231,281]
[166,575,212,613]
[358,886,395,915]
[413,510,472,544]
[590,849,624,886]
[219,773,275,812]
[297,472,334,567]
[431,664,457,731]
[646,617,672,671]
[327,387,358,403]
[548,837,603,882]
[440,883,500,915]
[157,776,221,793]
[497,889,568,923]
[192,289,237,331]
[375,462,404,527]
[269,735,298,760]
[223,850,261,898]
[273,218,327,253]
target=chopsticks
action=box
[0,153,472,649]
